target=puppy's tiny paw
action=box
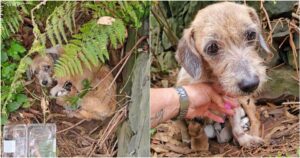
[238,134,264,148]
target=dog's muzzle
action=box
[238,75,259,93]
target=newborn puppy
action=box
[50,65,117,120]
[28,45,63,87]
[176,2,271,148]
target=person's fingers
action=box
[224,97,239,108]
[211,83,225,95]
[209,103,234,115]
[204,111,224,123]
[209,90,225,109]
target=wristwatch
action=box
[174,86,189,119]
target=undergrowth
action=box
[1,1,150,124]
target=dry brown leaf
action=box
[165,143,192,154]
[272,123,299,139]
[151,144,169,153]
[41,97,49,116]
[97,16,115,25]
[164,152,183,157]
[152,132,182,145]
[284,108,297,119]
[264,125,286,142]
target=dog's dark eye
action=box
[205,41,219,56]
[63,81,72,91]
[245,30,256,41]
[44,65,51,71]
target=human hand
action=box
[182,83,238,123]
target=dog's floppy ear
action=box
[26,66,35,80]
[175,28,202,80]
[46,45,61,63]
[248,7,273,59]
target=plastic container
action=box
[2,123,56,157]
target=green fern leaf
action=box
[52,16,63,45]
[106,26,117,49]
[46,27,57,46]
[82,46,98,67]
[78,51,92,71]
[113,20,126,44]
[64,5,73,33]
[58,18,68,43]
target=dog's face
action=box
[28,45,62,87]
[50,77,73,97]
[29,54,56,87]
[176,2,272,96]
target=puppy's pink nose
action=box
[238,75,259,93]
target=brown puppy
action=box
[50,64,117,120]
[176,2,271,148]
[28,45,64,87]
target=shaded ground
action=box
[6,81,128,157]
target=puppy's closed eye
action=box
[43,65,51,71]
[63,81,72,91]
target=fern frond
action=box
[54,19,126,77]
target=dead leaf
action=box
[165,143,192,154]
[41,97,49,116]
[284,108,297,119]
[97,16,115,25]
[164,152,183,157]
[152,132,182,145]
[264,125,286,142]
[272,123,299,139]
[151,144,169,153]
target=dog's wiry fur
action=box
[29,45,63,87]
[176,2,271,148]
[50,65,117,120]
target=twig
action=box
[24,86,41,101]
[278,35,289,49]
[288,20,299,79]
[92,36,148,91]
[57,119,85,134]
[88,105,127,156]
[267,18,283,42]
[260,0,273,31]
[260,0,274,49]
[282,101,300,105]
[108,36,148,89]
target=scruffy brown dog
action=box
[28,45,63,87]
[50,64,117,120]
[176,2,272,149]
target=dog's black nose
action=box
[42,80,48,85]
[238,75,259,93]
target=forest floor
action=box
[7,80,127,157]
[151,69,300,157]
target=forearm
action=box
[150,88,180,128]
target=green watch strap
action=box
[174,86,189,119]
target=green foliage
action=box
[1,1,149,124]
[64,79,91,110]
[1,2,24,40]
[84,1,150,28]
[54,19,126,77]
[45,2,77,46]
[1,40,30,125]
